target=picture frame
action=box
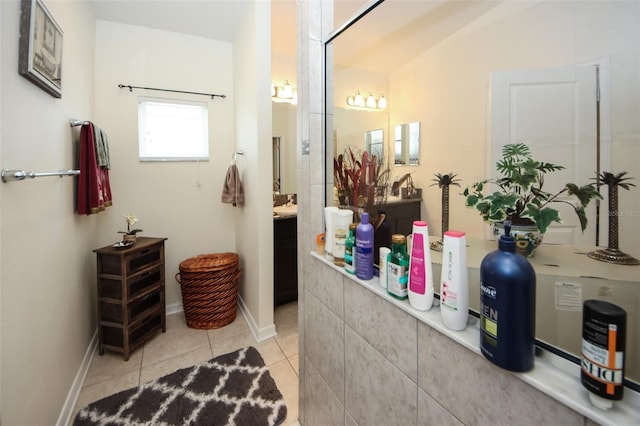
[18,0,63,98]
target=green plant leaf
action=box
[487,209,507,222]
[523,205,561,234]
[465,194,480,207]
[566,183,603,206]
[575,205,589,231]
[502,143,530,158]
[475,200,491,214]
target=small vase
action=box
[494,222,542,257]
[123,234,137,244]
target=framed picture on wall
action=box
[18,0,63,98]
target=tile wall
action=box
[301,257,596,425]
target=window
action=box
[138,97,209,161]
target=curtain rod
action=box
[118,84,226,99]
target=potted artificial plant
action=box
[333,146,391,221]
[119,213,143,244]
[463,143,602,256]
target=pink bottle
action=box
[408,221,434,311]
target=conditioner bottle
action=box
[440,230,469,331]
[408,221,434,310]
[479,221,536,372]
[581,300,626,410]
[387,235,409,299]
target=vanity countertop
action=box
[273,204,297,220]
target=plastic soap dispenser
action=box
[479,221,536,372]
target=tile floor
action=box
[73,301,299,425]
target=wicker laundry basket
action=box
[176,253,241,329]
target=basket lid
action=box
[179,252,239,272]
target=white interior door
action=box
[490,64,609,247]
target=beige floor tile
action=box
[72,370,139,420]
[256,338,287,366]
[206,312,253,342]
[269,358,299,426]
[275,301,298,326]
[211,332,257,357]
[289,354,299,376]
[139,345,213,384]
[276,329,299,358]
[83,349,142,387]
[142,313,210,367]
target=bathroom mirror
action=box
[365,128,384,159]
[394,121,420,165]
[325,0,639,386]
[272,102,296,194]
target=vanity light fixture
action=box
[272,80,297,104]
[346,90,386,110]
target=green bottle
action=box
[387,234,409,299]
[344,223,357,274]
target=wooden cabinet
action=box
[274,216,298,306]
[94,237,167,360]
[379,199,422,236]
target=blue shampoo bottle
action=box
[479,221,536,372]
[355,212,374,280]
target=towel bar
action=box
[1,168,81,183]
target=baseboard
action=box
[237,296,277,342]
[56,328,98,426]
[166,301,183,316]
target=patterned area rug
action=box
[74,346,287,426]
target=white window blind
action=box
[138,97,209,161]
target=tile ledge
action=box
[310,251,640,426]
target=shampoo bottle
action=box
[408,221,434,311]
[324,207,339,260]
[332,209,354,266]
[479,221,536,372]
[355,212,374,280]
[440,230,469,331]
[581,300,626,410]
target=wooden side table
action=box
[93,237,167,360]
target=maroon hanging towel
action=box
[77,122,112,215]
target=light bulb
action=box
[378,94,387,109]
[281,81,293,99]
[366,92,377,108]
[354,90,365,107]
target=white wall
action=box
[0,1,98,423]
[391,1,640,256]
[233,0,275,339]
[93,20,237,308]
